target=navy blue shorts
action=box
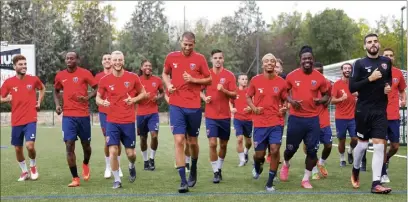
[253,126,283,151]
[205,118,231,140]
[106,122,136,148]
[62,116,91,142]
[11,122,37,146]
[233,118,253,138]
[320,126,332,145]
[169,105,202,137]
[335,119,356,139]
[285,115,320,154]
[99,112,107,136]
[137,113,159,136]
[387,120,400,143]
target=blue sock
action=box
[191,158,198,172]
[177,167,187,184]
[266,170,276,187]
[381,163,387,176]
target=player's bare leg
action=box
[117,144,123,176]
[25,141,38,180]
[66,141,80,187]
[185,136,191,172]
[252,148,266,180]
[236,135,245,166]
[265,144,280,191]
[104,136,123,178]
[140,135,149,170]
[81,141,91,181]
[209,137,220,183]
[149,131,158,170]
[109,145,122,189]
[217,139,228,182]
[15,146,29,181]
[348,137,358,164]
[174,134,188,193]
[382,142,399,183]
[244,136,252,163]
[187,135,199,188]
[125,148,136,183]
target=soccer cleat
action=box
[381,175,390,184]
[266,154,271,164]
[178,182,189,193]
[252,168,260,179]
[104,168,111,179]
[187,171,197,187]
[128,167,136,183]
[350,175,360,189]
[238,161,246,167]
[340,161,346,167]
[17,172,29,182]
[149,159,155,171]
[347,152,353,164]
[218,169,223,181]
[244,153,249,164]
[301,180,313,189]
[265,185,276,192]
[119,168,123,177]
[317,163,328,177]
[213,172,221,183]
[371,184,392,194]
[144,161,150,170]
[186,163,190,173]
[360,161,367,172]
[68,177,80,187]
[30,166,39,180]
[112,181,122,189]
[312,172,320,180]
[279,164,289,181]
[82,163,90,181]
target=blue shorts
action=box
[335,119,356,139]
[253,126,283,151]
[11,122,37,146]
[233,118,253,138]
[99,112,107,136]
[205,118,231,140]
[387,120,400,143]
[106,122,136,148]
[62,116,91,142]
[137,113,159,136]
[169,105,202,137]
[320,126,333,145]
[286,115,320,154]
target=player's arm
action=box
[131,87,147,104]
[37,80,46,105]
[191,56,212,86]
[220,76,237,99]
[349,60,371,93]
[95,92,105,106]
[246,81,260,114]
[200,90,206,101]
[53,76,62,108]
[0,81,11,103]
[85,71,98,100]
[162,55,173,89]
[156,86,165,101]
[398,72,407,107]
[164,92,169,103]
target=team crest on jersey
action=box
[109,85,115,90]
[393,78,398,83]
[26,85,32,90]
[12,87,18,92]
[381,63,388,70]
[311,80,317,86]
[124,81,130,88]
[220,78,226,84]
[190,63,196,70]
[152,82,157,87]
[73,77,78,83]
[258,88,264,93]
[295,81,301,86]
[273,87,279,93]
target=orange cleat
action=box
[350,175,360,189]
[266,153,271,164]
[68,177,80,187]
[82,163,90,181]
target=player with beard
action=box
[331,63,358,167]
[54,51,98,187]
[96,51,146,189]
[279,46,329,189]
[95,53,123,179]
[201,49,237,183]
[162,31,212,193]
[380,48,406,183]
[349,33,392,194]
[1,54,45,181]
[137,59,164,171]
[230,74,253,167]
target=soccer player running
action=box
[201,49,237,183]
[54,51,97,187]
[96,51,146,189]
[349,33,392,194]
[279,46,329,189]
[381,48,406,183]
[230,74,253,167]
[137,59,164,171]
[162,31,212,193]
[95,53,123,178]
[0,54,45,181]
[247,53,288,192]
[331,63,358,167]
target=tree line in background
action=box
[1,0,406,112]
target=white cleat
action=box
[104,168,112,179]
[381,175,390,184]
[238,161,246,167]
[119,168,123,177]
[18,172,30,182]
[30,166,39,180]
[265,185,276,192]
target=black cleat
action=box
[112,181,122,189]
[218,169,223,181]
[178,182,189,193]
[149,158,155,171]
[244,153,249,164]
[360,161,367,172]
[340,161,346,167]
[348,152,354,164]
[129,167,136,183]
[187,171,197,187]
[144,161,150,170]
[213,172,220,183]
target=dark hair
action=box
[237,73,247,79]
[364,33,378,44]
[211,49,223,56]
[12,54,26,65]
[314,62,323,68]
[66,51,79,59]
[383,48,394,54]
[138,59,150,76]
[340,63,353,70]
[181,31,196,42]
[299,45,313,57]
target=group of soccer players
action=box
[1,31,406,194]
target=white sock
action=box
[29,158,36,167]
[244,148,248,154]
[312,166,318,174]
[117,156,121,164]
[348,146,353,154]
[217,157,224,170]
[18,161,28,173]
[128,162,135,169]
[142,150,148,161]
[211,161,218,173]
[238,152,245,162]
[112,170,121,182]
[319,158,325,165]
[150,149,156,159]
[185,156,191,164]
[353,141,368,169]
[105,156,110,169]
[284,161,290,167]
[372,144,384,182]
[340,153,345,161]
[303,169,311,181]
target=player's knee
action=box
[390,143,399,151]
[324,143,332,150]
[285,143,299,154]
[209,141,217,150]
[14,146,24,153]
[151,132,158,139]
[25,142,35,151]
[306,150,318,160]
[269,145,280,156]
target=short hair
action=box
[237,73,247,79]
[181,31,196,42]
[262,53,276,62]
[276,58,284,66]
[13,54,26,65]
[383,48,394,54]
[299,45,313,57]
[211,49,223,56]
[314,62,323,68]
[364,33,378,44]
[111,50,124,56]
[340,63,353,70]
[66,51,79,59]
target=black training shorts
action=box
[355,108,387,141]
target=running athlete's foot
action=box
[317,163,328,177]
[371,184,392,194]
[213,172,221,183]
[347,152,353,164]
[144,161,150,170]
[381,175,390,184]
[17,172,29,182]
[218,169,223,181]
[312,172,320,180]
[265,185,276,192]
[128,167,136,183]
[112,181,122,189]
[186,163,190,173]
[360,161,367,172]
[340,161,346,167]
[149,159,155,171]
[351,173,360,189]
[30,166,39,180]
[238,161,246,167]
[178,182,189,193]
[82,163,90,181]
[68,177,80,187]
[301,180,313,189]
[104,168,111,179]
[279,164,289,181]
[252,165,263,180]
[244,153,249,164]
[187,170,197,187]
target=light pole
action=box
[401,6,405,71]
